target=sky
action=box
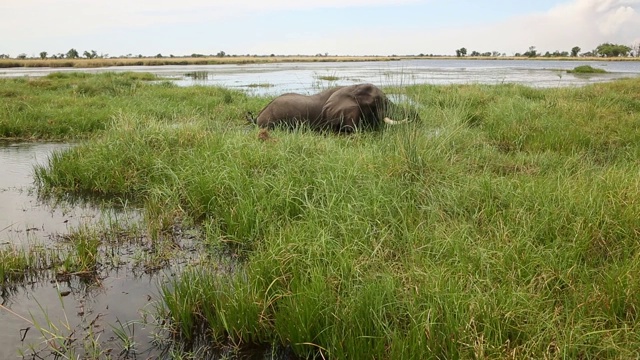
[2,0,639,58]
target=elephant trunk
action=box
[246,111,257,125]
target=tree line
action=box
[2,42,638,60]
[455,43,638,58]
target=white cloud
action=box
[0,0,423,50]
[2,0,638,56]
[242,0,640,56]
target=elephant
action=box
[248,83,412,133]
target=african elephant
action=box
[249,83,410,133]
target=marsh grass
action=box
[184,71,210,80]
[1,212,145,290]
[6,73,640,358]
[0,71,252,140]
[316,75,341,81]
[247,83,274,88]
[0,244,64,286]
[568,65,608,73]
[0,56,412,69]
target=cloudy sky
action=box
[2,0,639,57]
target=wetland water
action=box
[0,142,170,358]
[1,59,640,95]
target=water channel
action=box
[1,59,640,358]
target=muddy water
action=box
[0,142,168,358]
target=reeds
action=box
[0,56,409,69]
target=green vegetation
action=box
[316,75,342,81]
[456,42,638,58]
[596,43,633,58]
[3,73,640,358]
[0,71,250,140]
[0,245,64,285]
[567,65,608,74]
[247,82,274,88]
[0,217,151,289]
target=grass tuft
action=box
[567,65,607,73]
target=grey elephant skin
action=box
[250,83,408,133]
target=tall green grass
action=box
[0,71,253,140]
[8,73,640,358]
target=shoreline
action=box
[2,55,639,69]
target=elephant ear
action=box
[320,90,360,132]
[351,86,378,108]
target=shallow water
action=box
[0,269,166,359]
[0,142,96,246]
[1,59,639,95]
[0,142,166,358]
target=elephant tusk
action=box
[383,117,408,125]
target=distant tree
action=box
[571,46,581,57]
[492,51,501,57]
[596,43,632,57]
[66,48,79,59]
[39,51,48,59]
[83,50,98,59]
[216,50,226,57]
[523,46,537,58]
[470,50,481,56]
[156,53,163,58]
[455,47,467,57]
[17,53,27,59]
[0,54,9,59]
